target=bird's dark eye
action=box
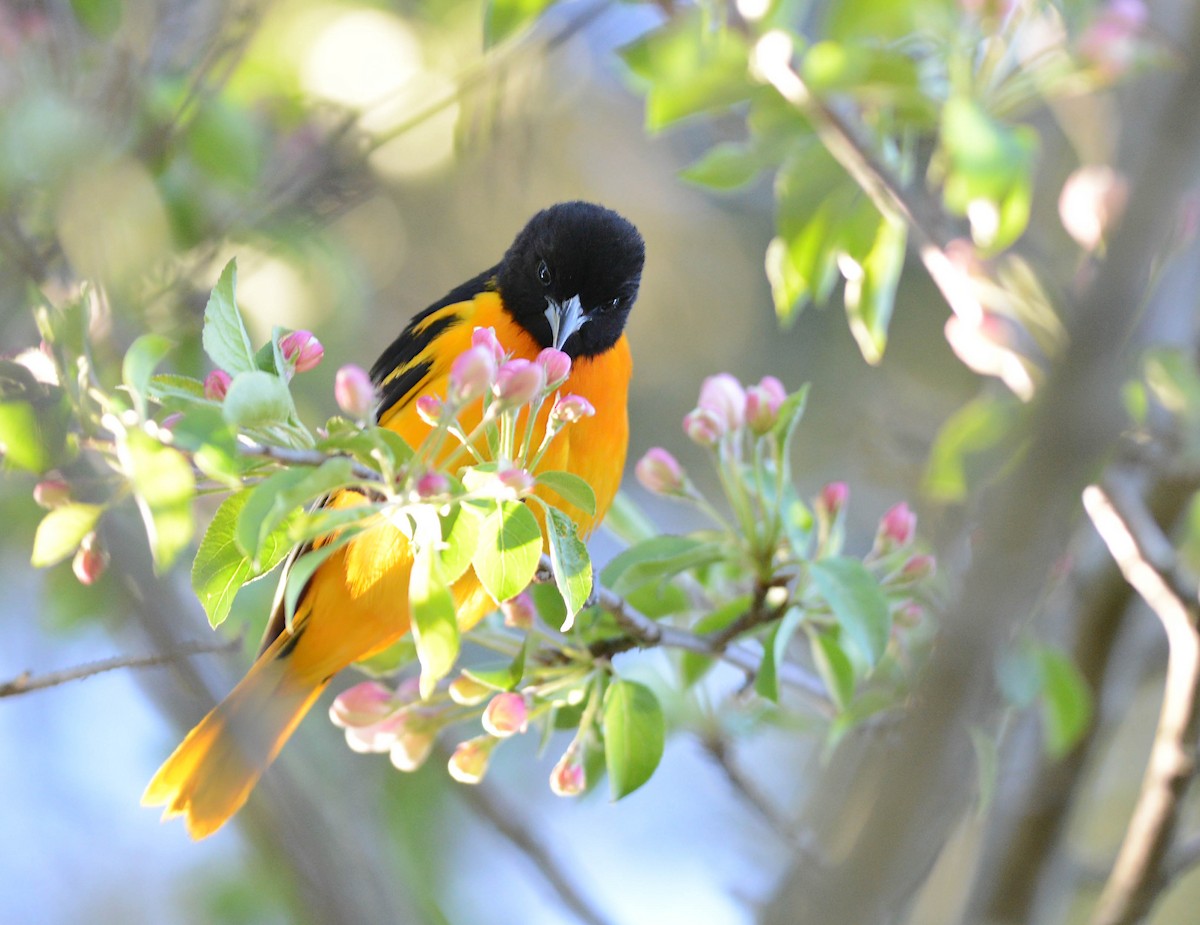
[609,297,622,310]
[537,260,552,286]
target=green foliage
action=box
[471,500,543,605]
[541,504,592,629]
[202,260,256,375]
[603,678,665,799]
[31,503,104,568]
[808,557,891,667]
[410,546,460,698]
[484,0,563,46]
[192,490,294,628]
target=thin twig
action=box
[538,557,832,712]
[702,733,826,863]
[238,439,385,482]
[1084,482,1200,925]
[752,34,1001,349]
[450,761,616,925]
[0,637,241,699]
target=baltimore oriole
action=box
[143,201,645,838]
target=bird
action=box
[143,201,645,838]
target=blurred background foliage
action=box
[5,0,1200,923]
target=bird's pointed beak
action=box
[544,295,588,351]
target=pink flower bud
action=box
[448,736,493,784]
[498,467,534,496]
[900,554,937,582]
[449,345,497,402]
[1059,165,1128,252]
[895,601,924,628]
[501,592,536,630]
[683,407,724,447]
[472,326,506,366]
[449,674,493,706]
[344,712,409,754]
[204,369,231,401]
[389,727,435,772]
[482,692,529,738]
[635,447,685,495]
[820,481,849,517]
[878,502,917,548]
[549,751,586,797]
[330,680,397,728]
[1079,0,1148,79]
[72,533,108,585]
[33,478,70,509]
[415,394,444,426]
[493,358,546,408]
[536,348,572,386]
[550,393,596,424]
[416,471,449,498]
[698,373,747,432]
[745,381,785,435]
[280,330,324,373]
[334,364,375,419]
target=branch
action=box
[702,732,826,863]
[751,34,995,336]
[0,637,241,699]
[450,757,617,925]
[536,557,832,713]
[1084,482,1200,925]
[238,439,385,483]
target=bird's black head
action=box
[496,201,644,359]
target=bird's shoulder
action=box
[371,265,502,418]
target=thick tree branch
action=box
[1084,482,1200,925]
[0,637,241,698]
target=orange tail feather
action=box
[142,644,325,839]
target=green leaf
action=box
[484,0,560,46]
[122,333,172,419]
[602,491,658,545]
[771,383,810,465]
[620,11,754,131]
[544,505,592,630]
[410,546,460,698]
[31,503,103,567]
[808,626,855,711]
[202,259,256,375]
[221,370,294,429]
[472,500,542,605]
[844,213,906,365]
[756,607,804,703]
[124,430,194,572]
[70,0,122,36]
[939,97,1037,251]
[603,679,665,799]
[536,470,597,517]
[625,582,689,619]
[969,725,999,815]
[924,394,1019,502]
[681,142,765,191]
[601,535,722,598]
[439,504,481,584]
[148,373,206,404]
[168,405,246,488]
[236,458,355,563]
[0,363,71,474]
[282,533,363,629]
[464,639,529,692]
[191,490,293,627]
[679,596,752,686]
[1035,646,1092,759]
[808,557,891,666]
